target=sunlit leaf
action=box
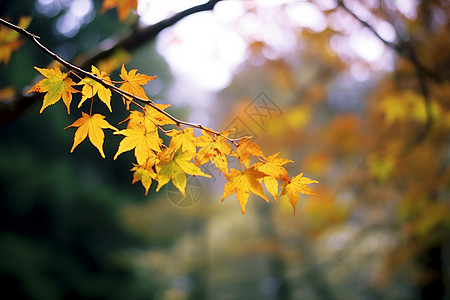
[26,66,78,114]
[221,167,268,214]
[279,173,318,215]
[65,112,118,158]
[78,65,113,112]
[131,163,156,195]
[119,64,156,108]
[114,120,161,164]
[155,149,211,196]
[167,127,197,154]
[195,130,232,174]
[253,152,292,182]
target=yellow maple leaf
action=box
[195,130,232,174]
[65,112,118,158]
[101,0,138,21]
[253,152,292,182]
[167,128,197,154]
[131,163,156,195]
[235,136,264,167]
[155,149,211,196]
[114,121,161,164]
[78,65,112,112]
[119,65,156,108]
[221,167,269,214]
[126,109,158,132]
[26,66,78,114]
[145,104,177,126]
[279,173,318,215]
[262,175,279,200]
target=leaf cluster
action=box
[1,2,317,215]
[26,62,317,214]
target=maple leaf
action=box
[221,167,269,214]
[167,128,197,154]
[263,175,280,200]
[131,163,156,195]
[0,16,31,64]
[235,136,264,167]
[155,149,211,196]
[279,173,318,215]
[101,0,138,21]
[126,109,158,131]
[26,66,78,114]
[253,152,292,182]
[65,112,118,158]
[119,65,156,108]
[195,131,232,174]
[78,65,112,112]
[146,104,177,126]
[114,121,161,165]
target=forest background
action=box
[0,0,449,299]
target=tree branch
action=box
[0,13,241,145]
[79,0,224,69]
[337,0,441,83]
[0,0,224,127]
[337,0,435,142]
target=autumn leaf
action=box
[167,127,197,154]
[235,136,264,167]
[78,65,112,112]
[101,0,138,22]
[146,104,177,126]
[279,173,318,215]
[195,130,232,174]
[119,64,156,108]
[263,175,280,200]
[155,149,211,196]
[126,109,158,131]
[114,120,161,164]
[0,16,31,64]
[253,152,292,182]
[26,66,78,114]
[65,112,118,158]
[131,163,156,195]
[221,167,269,214]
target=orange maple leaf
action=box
[235,136,264,167]
[279,173,318,215]
[155,149,211,196]
[101,0,138,22]
[27,66,78,114]
[65,112,118,158]
[78,65,112,112]
[221,167,269,214]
